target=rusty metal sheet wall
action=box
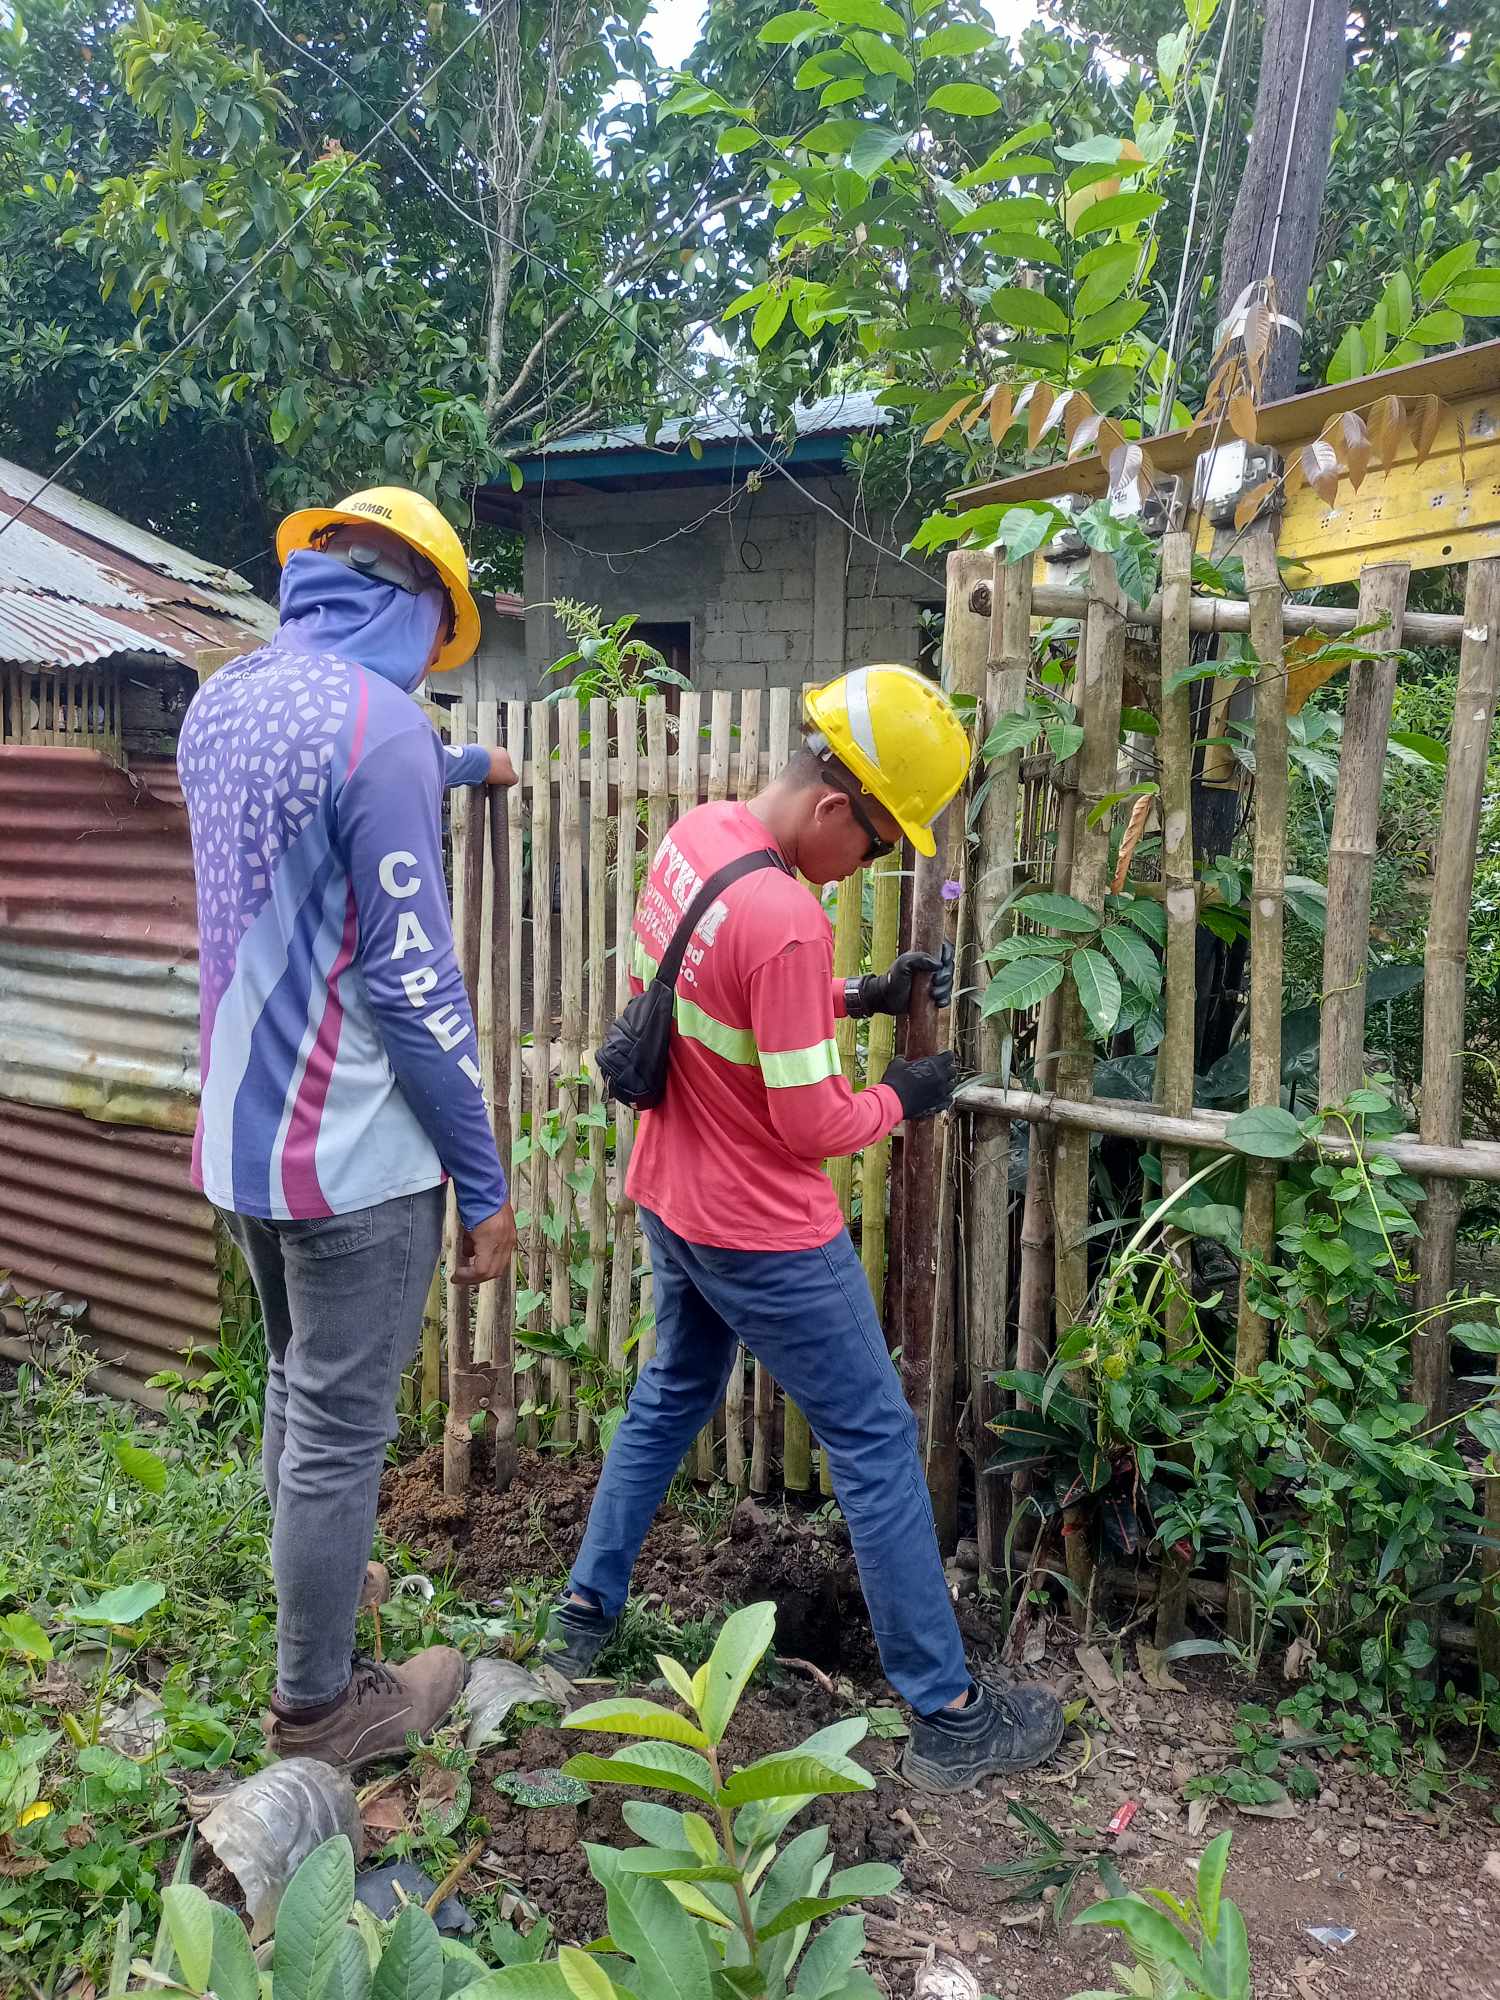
[0,1102,219,1405]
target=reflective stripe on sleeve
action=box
[761,1038,843,1088]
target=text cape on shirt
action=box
[623,800,903,1253]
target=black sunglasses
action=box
[820,758,897,860]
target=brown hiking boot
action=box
[263,1649,465,1770]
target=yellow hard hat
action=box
[803,665,970,857]
[276,485,482,673]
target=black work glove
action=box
[883,1049,958,1121]
[846,940,954,1018]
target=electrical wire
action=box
[1265,0,1322,287]
[1159,0,1242,423]
[0,1,503,548]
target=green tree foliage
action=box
[0,0,771,580]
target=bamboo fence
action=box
[949,536,1500,1664]
[2,664,121,752]
[431,689,904,1500]
[424,537,1500,1671]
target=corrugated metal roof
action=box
[507,389,892,463]
[0,1101,218,1407]
[0,456,276,671]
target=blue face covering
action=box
[277,548,447,695]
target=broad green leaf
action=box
[847,31,913,80]
[559,1947,618,2000]
[563,1743,716,1802]
[981,957,1065,1016]
[272,1836,356,2000]
[927,82,1003,117]
[112,1441,167,1495]
[1184,0,1221,29]
[718,1750,872,1805]
[759,9,826,42]
[1447,274,1500,316]
[1224,1105,1305,1159]
[1200,1900,1250,2000]
[588,1848,712,2000]
[63,1580,165,1627]
[724,283,769,322]
[1017,891,1099,932]
[982,710,1045,758]
[848,123,906,178]
[207,1905,260,2000]
[1073,297,1148,349]
[1195,1830,1230,1943]
[0,1612,52,1662]
[960,197,1056,230]
[752,292,790,348]
[1070,948,1122,1039]
[698,1601,776,1745]
[1450,1321,1500,1354]
[828,1864,900,1897]
[794,1914,864,1999]
[161,1884,214,1991]
[621,1799,690,1847]
[1173,1203,1243,1250]
[682,1812,718,1863]
[732,1723,867,1847]
[611,1847,741,1884]
[801,118,862,153]
[1073,243,1138,318]
[1074,1896,1205,1981]
[718,128,762,155]
[1408,309,1464,347]
[990,285,1069,335]
[920,22,996,54]
[812,0,904,32]
[1100,925,1160,994]
[1118,898,1166,943]
[1418,239,1480,301]
[563,1697,709,1748]
[464,1969,575,2000]
[325,1927,372,2000]
[991,502,1070,559]
[655,1655,700,1708]
[1071,190,1164,237]
[1047,720,1086,759]
[758,1893,865,1941]
[1386,730,1447,768]
[370,1907,444,2000]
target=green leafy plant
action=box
[546,601,692,704]
[1068,1830,1250,2000]
[559,1601,897,2000]
[985,1800,1125,1927]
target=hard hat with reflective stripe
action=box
[276,485,482,673]
[803,664,970,856]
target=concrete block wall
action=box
[516,471,942,695]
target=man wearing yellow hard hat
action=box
[557,664,1064,1792]
[177,486,516,1766]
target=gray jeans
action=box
[220,1187,445,1706]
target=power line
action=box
[0,1,504,547]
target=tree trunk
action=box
[1218,0,1349,400]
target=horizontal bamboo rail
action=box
[955,1085,1500,1184]
[998,584,1465,648]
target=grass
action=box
[0,1344,754,1991]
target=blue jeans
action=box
[570,1210,969,1713]
[221,1187,445,1707]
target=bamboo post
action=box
[1234,527,1288,1361]
[1050,550,1127,1615]
[1418,560,1500,1685]
[580,697,611,1452]
[474,699,500,1376]
[1226,526,1289,1639]
[488,735,519,1492]
[525,699,556,1432]
[766,687,811,1493]
[421,1266,442,1414]
[607,701,642,1381]
[724,689,763,1491]
[506,702,527,1165]
[675,690,718,1482]
[443,704,488,1498]
[551,700,585,1446]
[1153,531,1198,1647]
[1318,564,1411,1106]
[968,549,1032,1582]
[903,551,988,1546]
[860,852,903,1310]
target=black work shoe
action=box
[547,1598,617,1682]
[901,1678,1065,1795]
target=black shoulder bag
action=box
[596,848,789,1110]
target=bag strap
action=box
[654,849,790,991]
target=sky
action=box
[642,0,1041,71]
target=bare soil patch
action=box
[375,1449,1500,2000]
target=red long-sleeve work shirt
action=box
[622,801,902,1251]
